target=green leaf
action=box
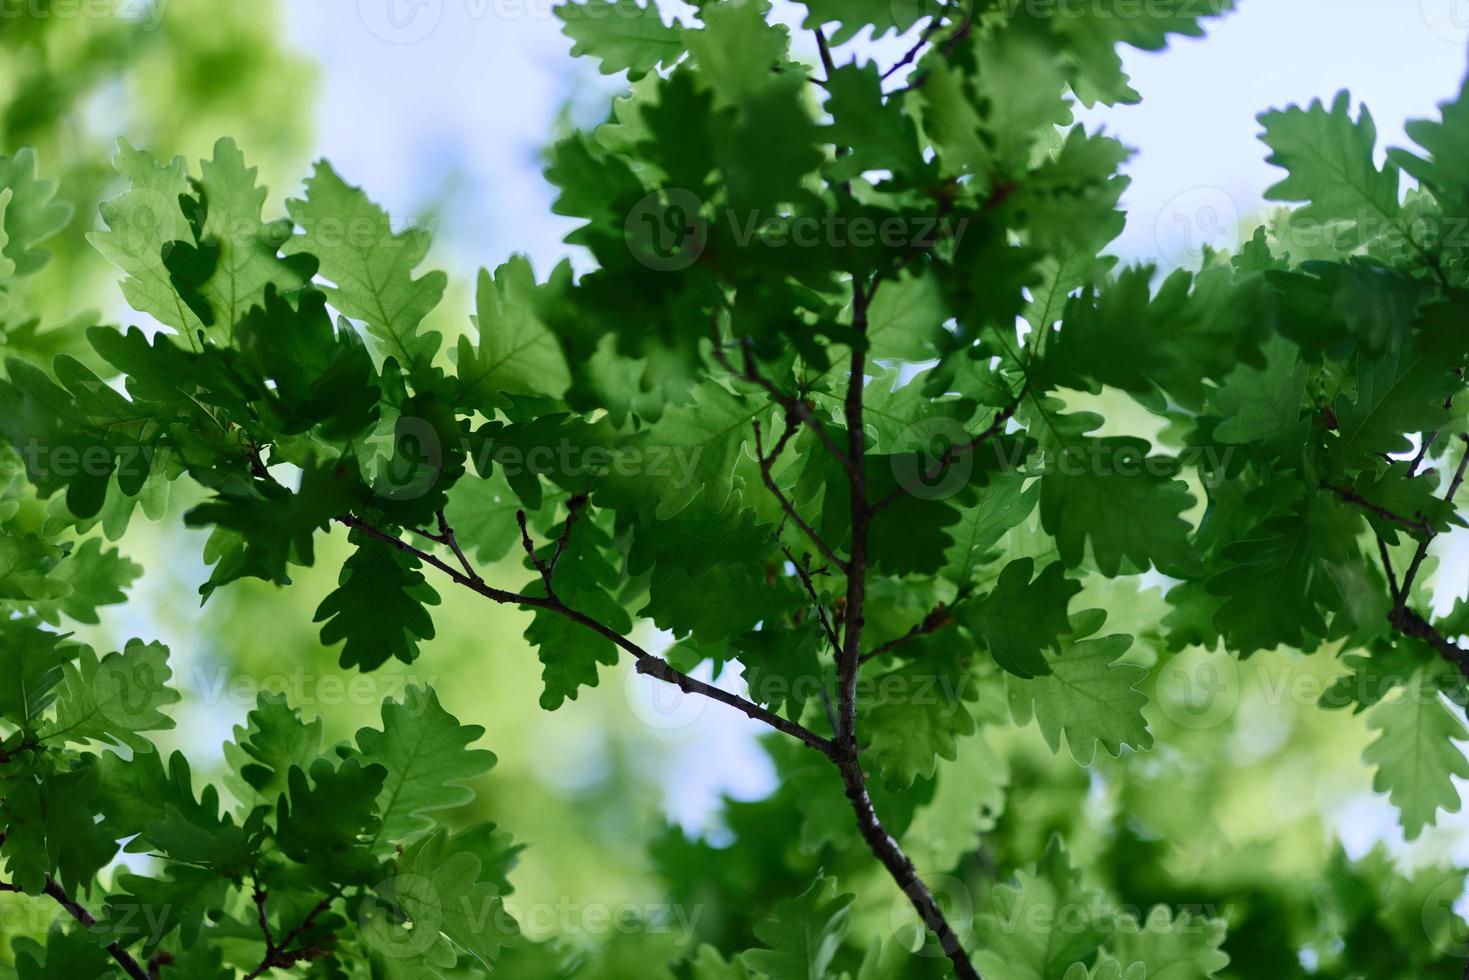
[0,355,166,518]
[222,691,324,812]
[0,529,67,602]
[32,537,142,626]
[523,516,632,709]
[901,730,1009,872]
[1008,609,1153,764]
[557,0,685,78]
[276,757,387,883]
[0,623,72,727]
[45,640,179,751]
[1259,91,1401,246]
[863,653,978,789]
[1389,75,1469,214]
[185,137,315,332]
[315,531,441,671]
[965,558,1080,679]
[942,472,1040,586]
[1030,403,1197,577]
[88,140,205,348]
[0,147,71,278]
[1106,906,1230,980]
[374,827,518,970]
[1363,668,1469,839]
[743,874,854,979]
[355,685,496,844]
[972,838,1112,979]
[95,749,254,873]
[284,160,446,371]
[456,256,571,409]
[684,0,792,105]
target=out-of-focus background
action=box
[5,0,1469,957]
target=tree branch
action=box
[785,546,843,661]
[873,382,1026,514]
[754,420,849,571]
[1322,482,1433,537]
[333,515,837,758]
[1380,435,1469,680]
[860,596,965,664]
[1398,435,1469,600]
[829,274,984,980]
[241,887,336,979]
[0,876,150,980]
[707,317,854,473]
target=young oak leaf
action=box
[315,531,441,672]
[1008,609,1153,765]
[284,160,446,371]
[743,874,854,979]
[557,0,685,79]
[354,685,497,844]
[44,640,179,752]
[373,827,519,970]
[1259,91,1401,247]
[1364,668,1469,840]
[1105,906,1231,980]
[964,558,1080,679]
[972,838,1113,980]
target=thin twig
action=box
[785,547,842,660]
[828,272,984,980]
[707,316,854,473]
[437,509,482,582]
[1323,482,1434,538]
[334,516,837,757]
[1376,535,1401,603]
[860,595,966,664]
[881,8,949,81]
[1398,436,1469,600]
[1385,435,1469,679]
[0,877,151,980]
[754,420,849,571]
[549,495,588,578]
